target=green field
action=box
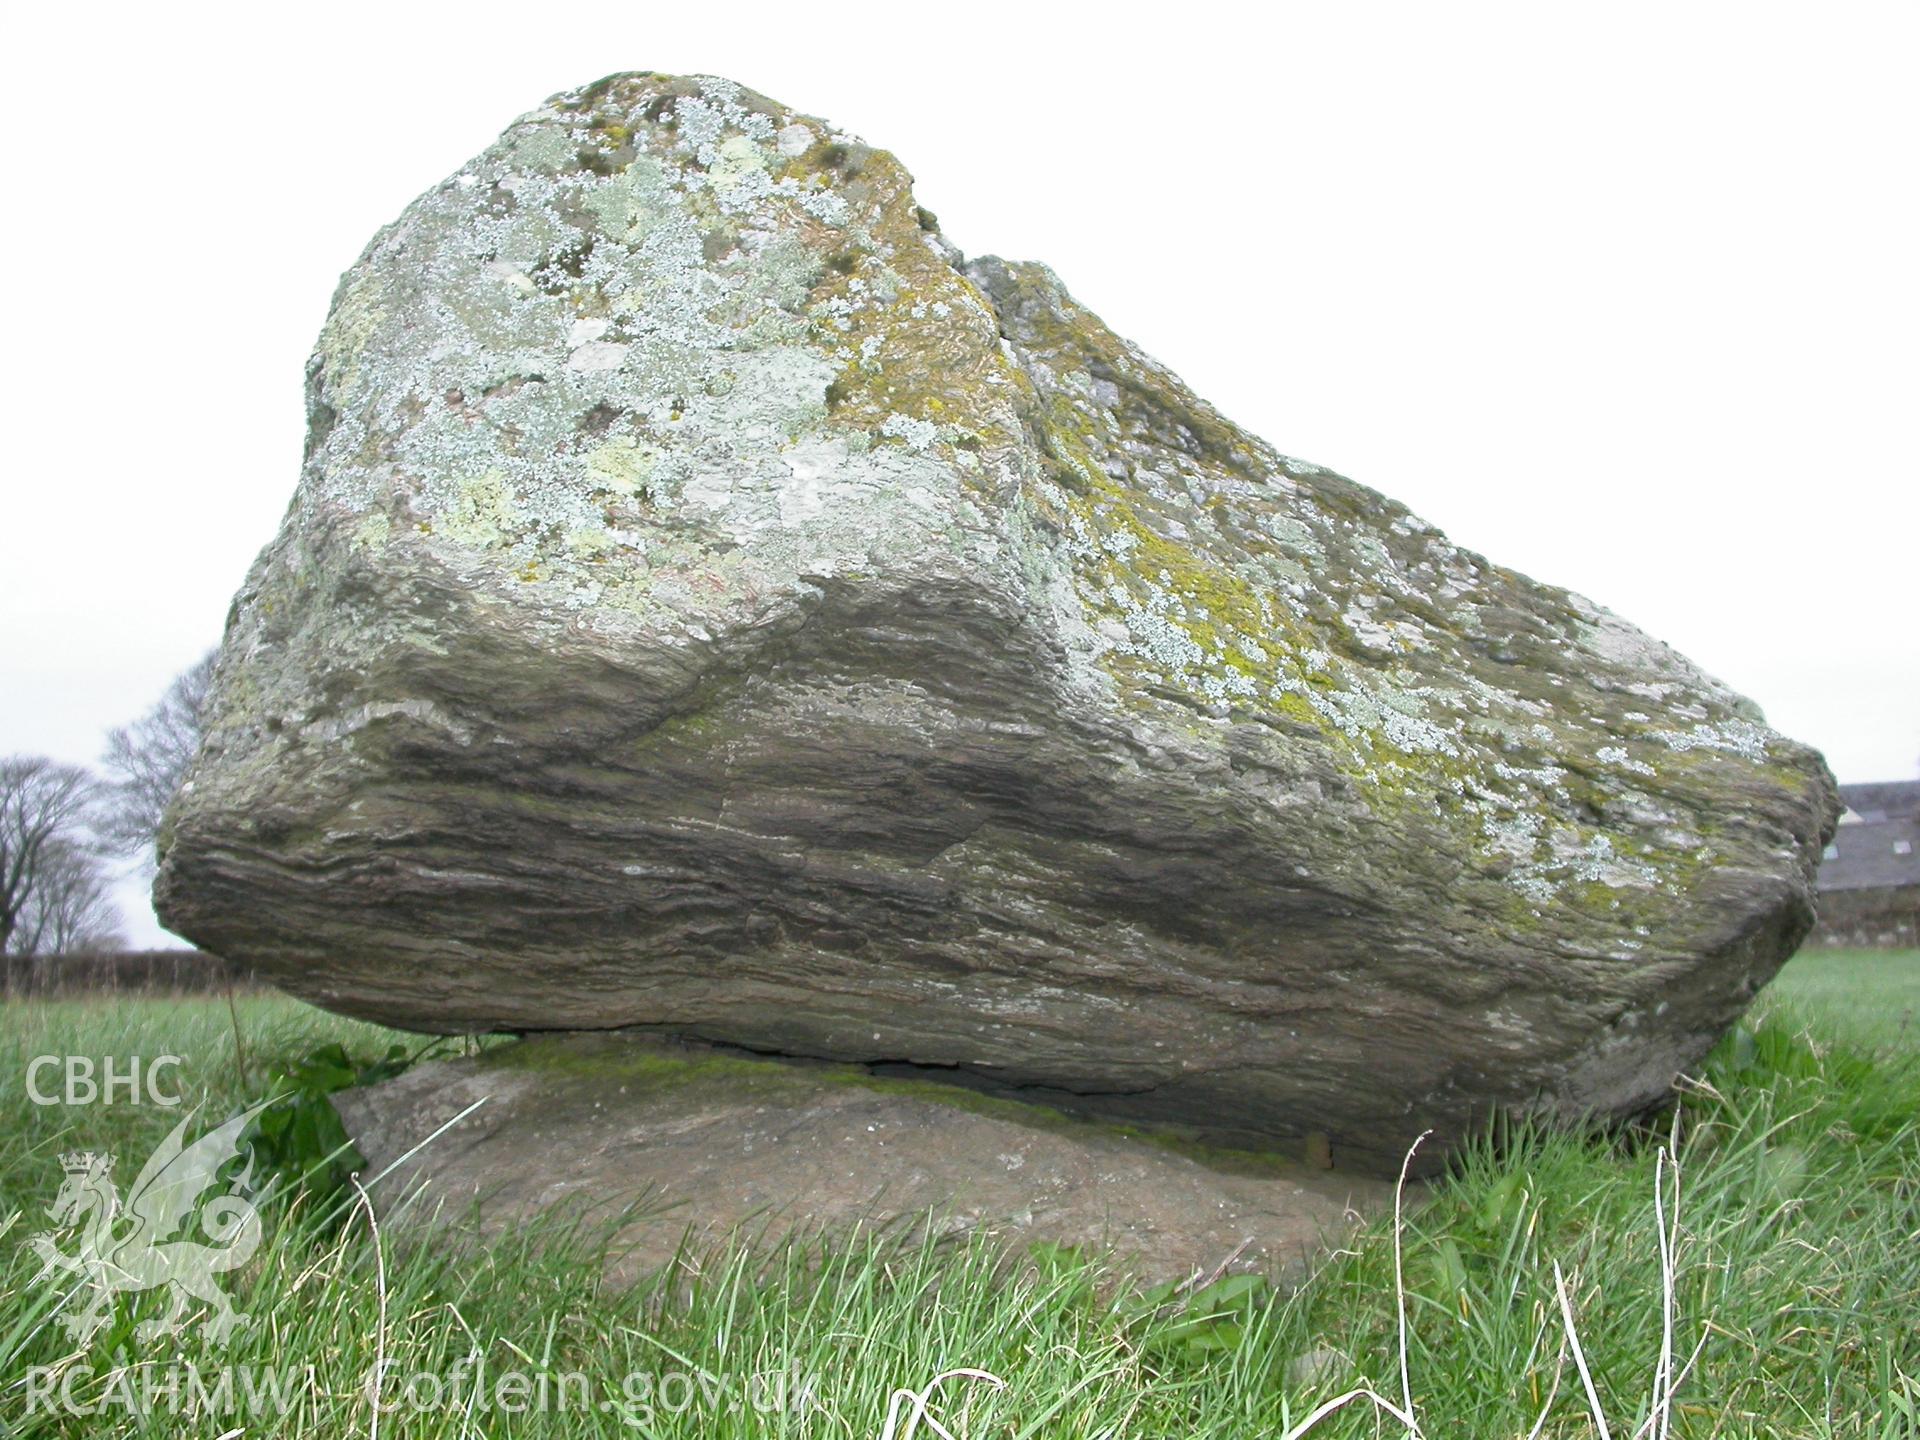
[1763,948,1920,1053]
[1,953,1915,1437]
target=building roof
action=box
[1818,811,1920,893]
[1838,779,1920,825]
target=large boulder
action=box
[157,73,1838,1173]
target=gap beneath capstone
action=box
[332,1029,1403,1288]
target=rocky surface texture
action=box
[158,73,1838,1173]
[333,1033,1395,1286]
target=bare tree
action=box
[99,649,217,863]
[10,834,123,955]
[0,756,118,956]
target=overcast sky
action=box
[3,3,1914,946]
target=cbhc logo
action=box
[24,1056,185,1107]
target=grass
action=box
[1762,948,1920,1054]
[0,955,1914,1438]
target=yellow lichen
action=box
[442,470,517,549]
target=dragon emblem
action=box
[25,1102,269,1348]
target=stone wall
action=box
[1809,887,1920,949]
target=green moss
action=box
[1021,391,1324,724]
[486,1034,799,1094]
[809,284,1021,456]
[1271,693,1319,730]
